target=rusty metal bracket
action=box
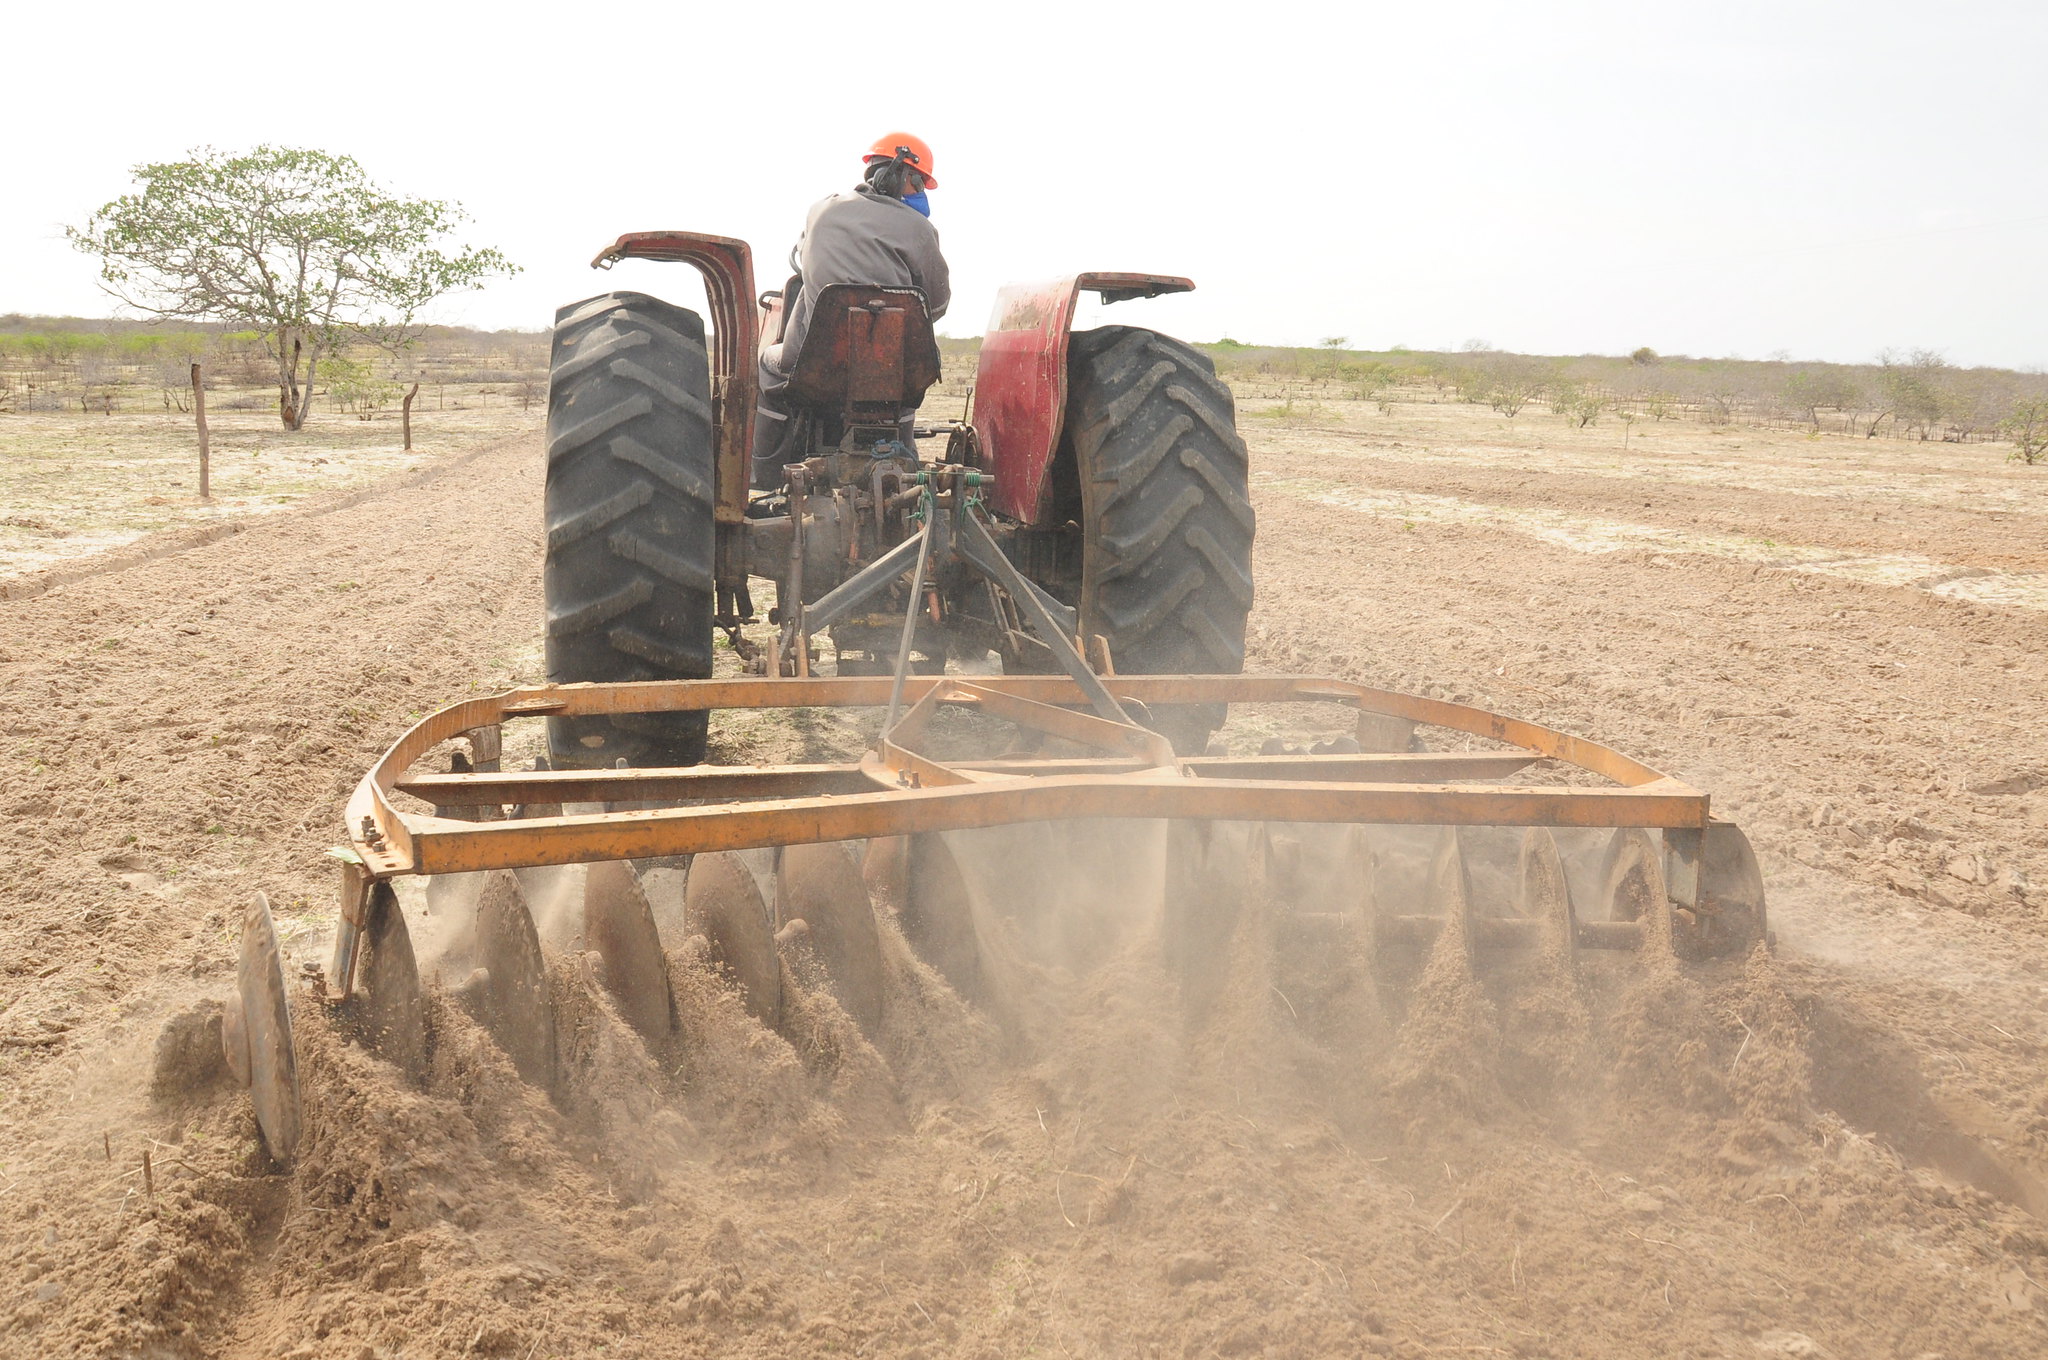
[330,857,374,1000]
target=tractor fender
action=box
[974,273,1193,526]
[593,231,759,526]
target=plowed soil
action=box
[3,402,2046,1359]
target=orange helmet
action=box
[864,131,937,188]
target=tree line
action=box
[0,319,546,418]
[1196,339,2048,465]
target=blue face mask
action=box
[902,188,931,218]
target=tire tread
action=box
[544,291,716,767]
[1069,326,1254,751]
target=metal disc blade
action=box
[1677,821,1768,959]
[903,834,982,1000]
[221,980,251,1086]
[424,871,484,968]
[1347,828,1379,968]
[513,755,563,821]
[1263,823,1377,963]
[1599,829,1665,923]
[1258,822,1379,1029]
[237,892,301,1166]
[584,859,678,1046]
[1518,828,1579,973]
[1424,826,1478,962]
[778,842,884,1035]
[355,882,429,1083]
[1164,820,1254,1015]
[684,851,782,1029]
[1263,828,1306,903]
[474,870,556,1085]
[862,836,908,910]
[1600,828,1672,955]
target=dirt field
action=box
[0,395,538,586]
[2,390,2045,1359]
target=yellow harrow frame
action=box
[326,672,1757,992]
[215,672,1766,1169]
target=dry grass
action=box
[8,363,2036,592]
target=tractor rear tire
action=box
[543,292,717,768]
[1069,326,1254,753]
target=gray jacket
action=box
[765,184,950,378]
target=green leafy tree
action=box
[2002,398,2048,465]
[319,352,401,419]
[1344,359,1398,403]
[70,145,515,430]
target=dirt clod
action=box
[148,1000,231,1106]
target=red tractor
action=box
[542,232,1254,765]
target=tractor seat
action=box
[784,284,942,426]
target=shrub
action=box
[1552,384,1601,427]
[320,353,400,417]
[2003,399,2048,465]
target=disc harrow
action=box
[220,670,1767,1165]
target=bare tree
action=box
[74,346,114,413]
[1878,349,1948,441]
[1780,368,1863,432]
[1939,369,2014,444]
[152,333,206,413]
[1479,355,1536,416]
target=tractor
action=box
[542,233,1253,760]
[209,229,1769,1171]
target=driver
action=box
[752,132,951,489]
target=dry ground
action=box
[1,388,2045,1359]
[0,392,539,585]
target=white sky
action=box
[5,0,2044,368]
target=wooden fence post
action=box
[402,381,420,451]
[190,362,211,501]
